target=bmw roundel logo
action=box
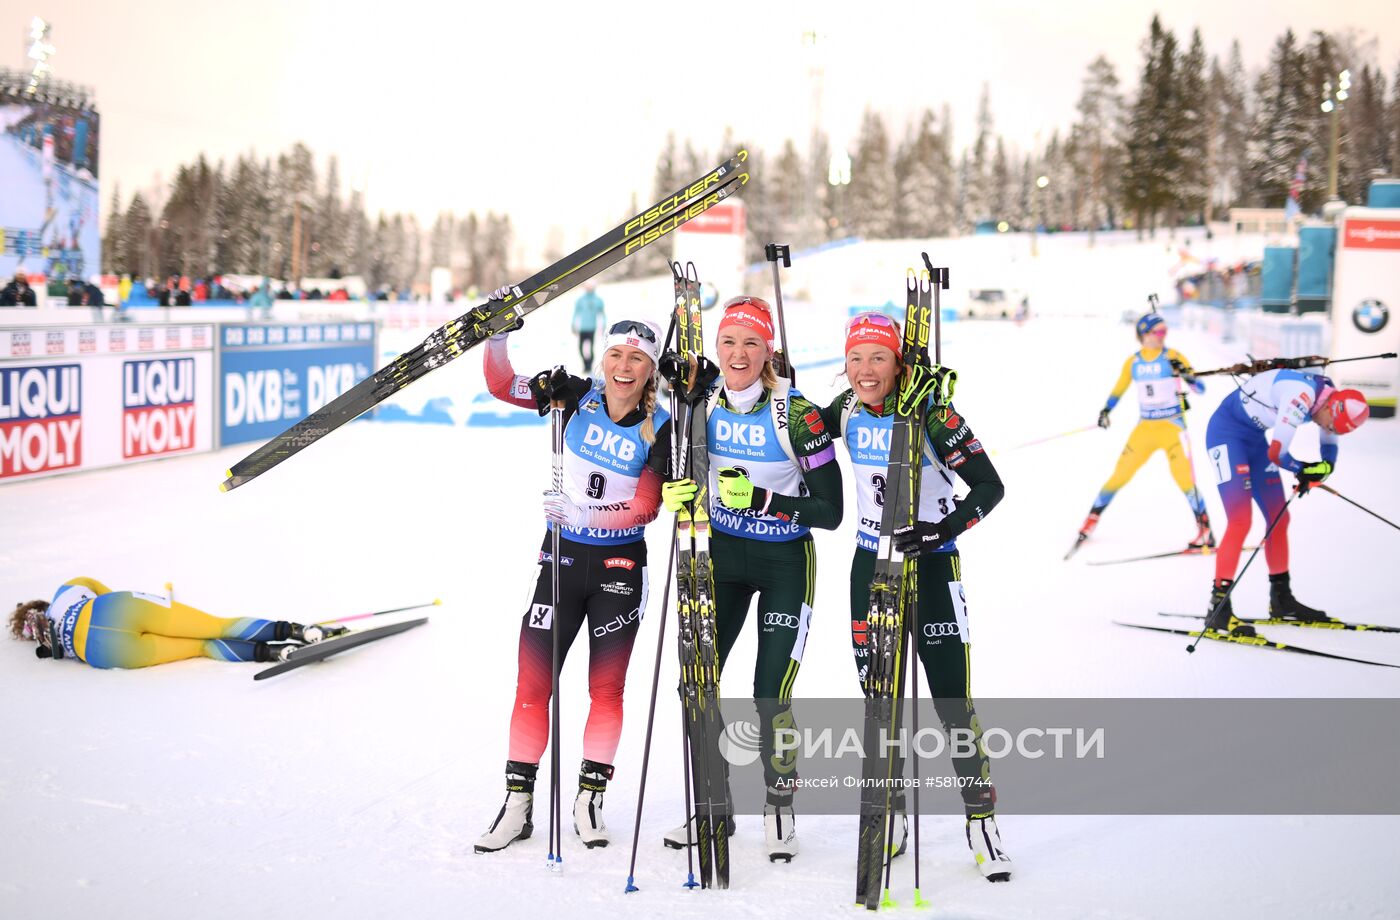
[1353,299,1389,334]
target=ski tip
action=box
[736,148,749,163]
[433,598,443,606]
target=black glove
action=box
[529,365,574,415]
[1097,408,1111,429]
[1169,357,1199,387]
[771,349,794,383]
[892,520,953,558]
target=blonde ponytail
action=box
[640,376,658,445]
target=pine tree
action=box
[771,138,806,246]
[1123,15,1179,236]
[1175,29,1211,224]
[102,184,124,275]
[897,109,953,238]
[964,85,994,226]
[1247,30,1312,208]
[1390,60,1400,176]
[1341,65,1386,204]
[1217,41,1251,211]
[1071,55,1124,243]
[848,108,896,238]
[121,193,154,280]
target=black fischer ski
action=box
[253,617,429,680]
[1086,545,1257,566]
[1114,620,1400,669]
[666,262,729,889]
[1158,612,1400,633]
[221,152,751,491]
[856,268,940,911]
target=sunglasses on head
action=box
[846,311,900,333]
[608,320,657,344]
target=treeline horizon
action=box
[101,15,1399,290]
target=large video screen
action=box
[0,94,101,283]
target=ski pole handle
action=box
[765,243,793,382]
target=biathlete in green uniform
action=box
[658,295,843,862]
[821,311,1013,882]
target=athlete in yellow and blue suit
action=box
[16,578,313,668]
[1073,314,1214,551]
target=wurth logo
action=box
[0,364,83,478]
[123,358,196,458]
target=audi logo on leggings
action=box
[923,621,960,638]
[764,612,798,629]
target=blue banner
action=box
[218,322,375,447]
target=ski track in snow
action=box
[2,239,1399,918]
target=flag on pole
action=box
[1284,153,1308,221]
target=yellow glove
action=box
[662,478,698,513]
[717,468,760,510]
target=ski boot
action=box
[1066,505,1105,558]
[286,622,350,644]
[1187,511,1216,551]
[573,759,613,849]
[1203,580,1254,638]
[1268,572,1331,623]
[254,642,296,663]
[662,813,736,849]
[966,812,1012,882]
[764,786,798,862]
[474,761,536,853]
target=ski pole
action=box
[1317,484,1400,532]
[316,599,441,625]
[548,397,566,872]
[990,425,1098,455]
[920,253,949,366]
[1187,495,1294,654]
[907,586,927,908]
[624,521,679,893]
[764,243,794,384]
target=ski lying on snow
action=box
[1114,620,1400,669]
[254,617,430,680]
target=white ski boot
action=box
[573,760,613,849]
[474,762,536,854]
[764,787,798,862]
[966,812,1012,881]
[662,813,736,848]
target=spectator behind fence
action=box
[1,274,38,306]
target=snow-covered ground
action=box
[3,235,1399,919]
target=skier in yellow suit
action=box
[8,577,345,668]
[1070,313,1213,556]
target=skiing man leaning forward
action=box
[1201,368,1369,636]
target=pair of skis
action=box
[1115,614,1400,669]
[855,267,944,911]
[254,602,436,680]
[220,151,750,492]
[666,262,730,889]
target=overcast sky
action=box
[10,0,1399,258]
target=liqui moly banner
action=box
[0,324,215,483]
[122,358,197,458]
[0,364,83,478]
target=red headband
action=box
[845,315,902,356]
[717,297,775,349]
